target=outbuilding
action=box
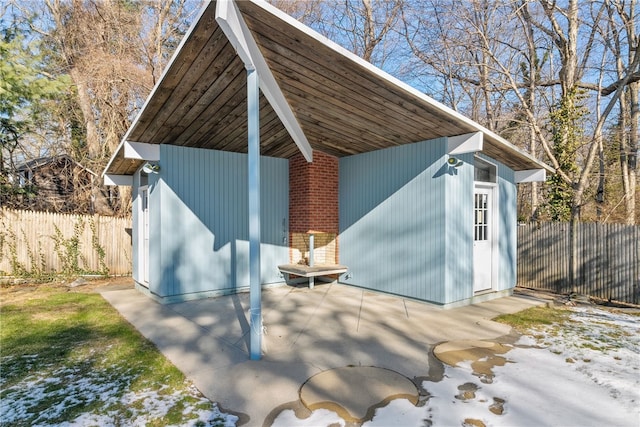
[104,0,551,315]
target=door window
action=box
[474,192,489,241]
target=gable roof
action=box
[19,155,97,176]
[104,0,552,176]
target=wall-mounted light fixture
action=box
[447,156,463,168]
[142,162,160,174]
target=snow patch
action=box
[268,306,639,427]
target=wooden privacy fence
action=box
[517,222,639,304]
[0,208,132,276]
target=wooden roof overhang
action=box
[103,0,552,179]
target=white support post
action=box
[247,68,262,360]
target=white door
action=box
[140,186,150,285]
[473,186,493,292]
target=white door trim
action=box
[138,185,150,286]
[473,183,498,292]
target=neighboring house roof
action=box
[18,155,97,177]
[104,0,552,177]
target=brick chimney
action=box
[289,151,339,264]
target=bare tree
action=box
[402,0,638,225]
[604,0,639,225]
[16,0,196,159]
[275,0,404,70]
[10,0,195,214]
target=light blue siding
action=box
[131,140,516,306]
[444,152,475,303]
[140,145,288,302]
[340,137,461,304]
[339,139,517,306]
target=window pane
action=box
[474,158,497,183]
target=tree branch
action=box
[601,72,640,96]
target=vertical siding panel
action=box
[498,159,516,291]
[260,156,289,283]
[444,150,473,303]
[339,137,449,304]
[155,145,287,300]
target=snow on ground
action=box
[272,305,640,427]
[272,408,347,427]
[3,305,637,426]
[0,361,237,426]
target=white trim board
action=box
[104,174,133,186]
[515,169,546,183]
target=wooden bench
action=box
[278,264,348,289]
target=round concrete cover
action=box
[299,366,419,423]
[433,340,512,378]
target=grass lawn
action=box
[494,305,572,332]
[0,280,237,426]
[495,303,640,352]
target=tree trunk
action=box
[596,132,605,220]
[69,67,100,159]
[529,105,539,220]
[622,81,638,224]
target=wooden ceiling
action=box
[105,0,550,176]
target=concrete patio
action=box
[101,283,545,426]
